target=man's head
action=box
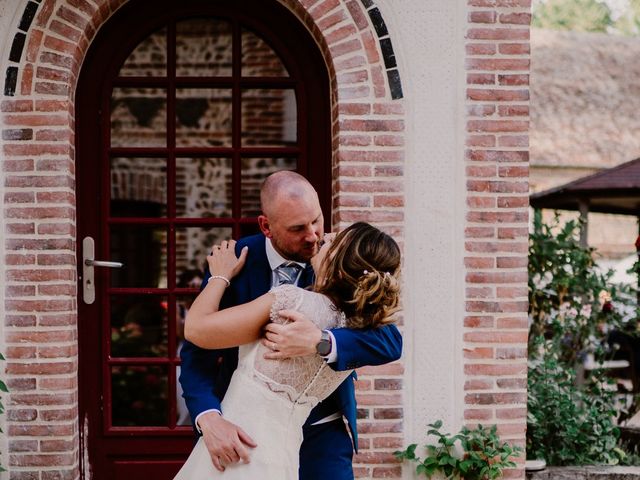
[258,171,324,262]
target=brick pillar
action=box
[465,1,531,478]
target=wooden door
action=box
[76,1,330,477]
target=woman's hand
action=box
[206,240,248,280]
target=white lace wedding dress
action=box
[174,285,351,479]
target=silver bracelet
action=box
[208,275,230,288]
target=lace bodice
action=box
[237,285,351,406]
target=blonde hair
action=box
[315,222,401,329]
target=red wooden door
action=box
[76,1,330,477]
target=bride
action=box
[174,221,401,479]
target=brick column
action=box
[465,1,531,478]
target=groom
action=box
[179,171,402,479]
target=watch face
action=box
[317,340,331,356]
[316,331,331,356]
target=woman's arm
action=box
[184,238,273,349]
[185,282,274,349]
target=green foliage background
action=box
[527,212,639,464]
[533,0,640,35]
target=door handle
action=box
[82,236,124,305]
[84,259,123,268]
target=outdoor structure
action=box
[530,157,640,247]
[530,27,640,260]
[0,1,531,479]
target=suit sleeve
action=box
[179,338,223,416]
[328,323,402,371]
[179,271,235,420]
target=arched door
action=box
[77,1,330,477]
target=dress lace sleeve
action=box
[269,285,304,325]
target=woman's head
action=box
[314,222,401,329]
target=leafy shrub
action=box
[528,212,639,465]
[395,420,521,480]
[528,212,634,366]
[527,345,625,465]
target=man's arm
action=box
[329,323,402,370]
[262,310,402,370]
[179,339,223,416]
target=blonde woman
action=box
[175,222,401,479]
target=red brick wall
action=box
[2,0,531,477]
[1,0,406,478]
[465,1,530,478]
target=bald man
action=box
[179,171,402,479]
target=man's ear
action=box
[258,215,272,238]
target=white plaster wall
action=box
[377,0,467,463]
[0,3,26,477]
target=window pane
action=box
[241,89,297,146]
[110,295,168,358]
[119,28,167,77]
[241,157,297,217]
[176,18,232,77]
[241,28,288,77]
[110,158,167,217]
[112,365,168,426]
[176,89,232,147]
[110,226,167,288]
[176,157,232,218]
[175,226,233,280]
[111,88,166,147]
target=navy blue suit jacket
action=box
[179,233,403,449]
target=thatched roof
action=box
[531,28,640,168]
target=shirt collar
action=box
[265,237,307,271]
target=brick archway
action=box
[1,0,405,477]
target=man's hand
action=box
[262,309,322,359]
[198,411,257,472]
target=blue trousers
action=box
[299,419,354,480]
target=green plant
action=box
[394,420,521,480]
[528,212,634,365]
[527,344,625,465]
[527,212,640,465]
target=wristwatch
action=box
[316,330,332,356]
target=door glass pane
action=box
[111,88,166,147]
[241,89,297,146]
[110,226,167,288]
[176,18,232,77]
[110,295,168,358]
[241,28,288,77]
[119,28,167,77]
[176,157,232,218]
[111,365,168,426]
[176,89,232,147]
[110,158,167,217]
[241,157,297,217]
[176,226,233,281]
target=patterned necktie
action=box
[275,261,302,286]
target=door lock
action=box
[82,236,123,304]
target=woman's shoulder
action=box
[269,285,331,309]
